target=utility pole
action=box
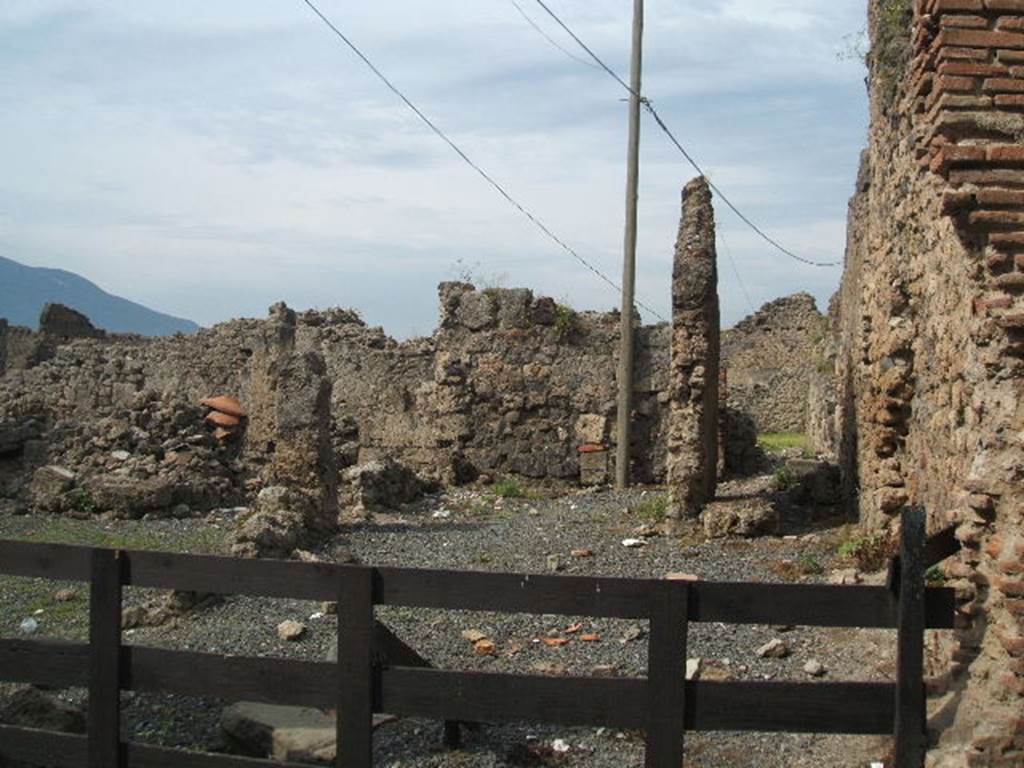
[615,0,644,489]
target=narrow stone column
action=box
[246,303,338,533]
[666,177,720,531]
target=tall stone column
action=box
[666,177,720,531]
[246,303,338,533]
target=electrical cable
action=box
[529,0,842,269]
[298,0,668,321]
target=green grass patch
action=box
[629,494,669,523]
[758,433,811,453]
[797,554,825,576]
[837,530,895,573]
[18,517,228,555]
[771,466,799,492]
[492,478,527,499]
[553,303,582,341]
[1,517,230,642]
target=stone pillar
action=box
[245,303,338,533]
[666,177,720,531]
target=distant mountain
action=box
[0,255,199,336]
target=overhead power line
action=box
[506,0,600,70]
[718,228,757,316]
[529,0,842,269]
[298,0,668,321]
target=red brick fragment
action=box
[937,28,1024,50]
[941,14,989,27]
[1001,633,1024,657]
[989,145,1024,161]
[993,232,1024,249]
[977,188,1024,206]
[939,61,1010,76]
[984,77,1024,92]
[955,169,1024,185]
[200,395,247,418]
[938,75,981,95]
[993,272,1024,290]
[999,577,1024,597]
[986,0,1024,11]
[931,144,987,173]
[975,294,1015,313]
[995,93,1024,107]
[933,0,982,9]
[939,45,991,61]
[998,15,1024,30]
[205,411,241,428]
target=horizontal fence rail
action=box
[0,539,956,626]
[0,511,956,768]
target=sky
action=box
[0,1,869,338]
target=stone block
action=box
[579,449,608,486]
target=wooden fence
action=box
[0,508,956,768]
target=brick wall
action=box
[837,1,1024,764]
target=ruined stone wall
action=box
[721,293,827,434]
[836,1,1024,763]
[2,322,52,373]
[357,282,670,485]
[0,286,672,488]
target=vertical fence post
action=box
[88,548,124,768]
[337,566,374,768]
[894,507,927,768]
[645,581,688,767]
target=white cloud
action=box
[0,0,868,336]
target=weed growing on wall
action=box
[871,0,914,112]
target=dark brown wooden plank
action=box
[129,549,344,600]
[88,548,123,768]
[377,567,955,627]
[923,524,961,568]
[0,539,955,628]
[337,567,374,768]
[378,667,649,728]
[645,581,687,768]
[372,620,465,750]
[0,643,893,734]
[690,582,897,627]
[0,640,338,708]
[0,538,92,581]
[126,741,313,768]
[125,647,337,709]
[0,725,313,768]
[894,508,927,767]
[0,724,85,767]
[925,586,957,629]
[373,620,432,669]
[889,523,961,591]
[373,567,654,618]
[0,638,89,687]
[687,681,896,734]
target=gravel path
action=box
[0,480,898,768]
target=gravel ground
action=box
[0,478,900,768]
